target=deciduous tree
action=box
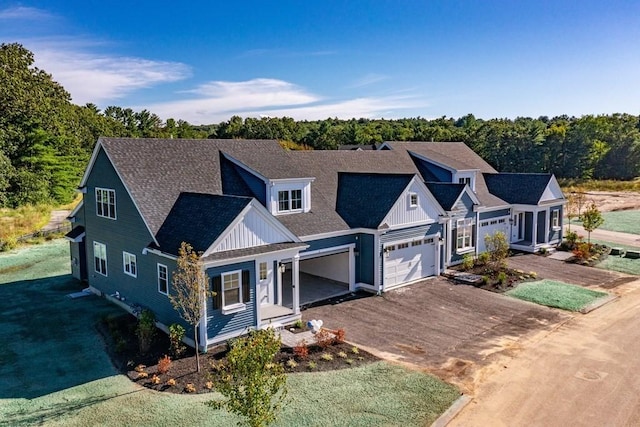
[581,201,604,244]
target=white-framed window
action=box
[409,193,418,207]
[95,188,116,219]
[551,210,560,229]
[158,264,168,295]
[93,241,107,276]
[277,189,303,212]
[122,252,137,277]
[259,262,268,281]
[456,218,474,252]
[458,177,471,186]
[222,270,243,309]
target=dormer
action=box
[452,171,477,192]
[268,178,314,215]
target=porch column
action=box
[348,245,356,291]
[292,254,300,315]
[531,209,538,246]
[544,209,550,244]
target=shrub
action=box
[334,328,346,343]
[461,253,475,270]
[157,355,172,375]
[293,319,305,329]
[205,381,214,390]
[482,275,489,285]
[307,361,317,370]
[315,328,334,349]
[485,231,509,270]
[166,378,176,387]
[351,346,359,354]
[136,309,156,354]
[321,353,333,361]
[293,339,309,360]
[345,359,354,365]
[184,383,196,393]
[134,364,146,373]
[573,242,594,261]
[137,372,148,379]
[151,374,161,385]
[337,351,348,359]
[168,323,186,358]
[497,271,507,285]
[477,251,490,265]
[286,358,298,369]
[0,236,17,252]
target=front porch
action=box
[510,204,563,253]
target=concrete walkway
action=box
[568,224,640,248]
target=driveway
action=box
[303,277,569,391]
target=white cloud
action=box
[31,44,190,104]
[142,79,425,124]
[0,6,54,20]
[350,73,389,88]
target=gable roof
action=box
[155,193,251,254]
[483,173,560,205]
[382,141,498,173]
[336,173,415,228]
[425,182,467,211]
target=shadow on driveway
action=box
[0,274,122,399]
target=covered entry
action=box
[383,236,437,289]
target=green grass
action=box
[590,239,640,276]
[0,239,460,426]
[506,280,608,311]
[596,211,640,235]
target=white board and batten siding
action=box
[211,207,291,253]
[382,179,442,229]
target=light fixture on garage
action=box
[278,262,286,273]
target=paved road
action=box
[450,279,640,427]
[569,224,640,248]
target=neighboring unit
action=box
[67,138,565,349]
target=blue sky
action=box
[1,1,639,124]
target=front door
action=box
[511,212,524,242]
[257,260,274,305]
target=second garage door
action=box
[477,218,509,253]
[384,237,437,288]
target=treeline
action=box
[2,42,640,210]
[201,113,640,181]
[0,43,207,208]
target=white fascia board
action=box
[221,152,268,183]
[268,177,316,184]
[67,200,84,219]
[475,204,512,213]
[202,245,308,269]
[202,203,253,257]
[299,228,379,241]
[453,186,480,207]
[80,141,159,246]
[379,176,447,228]
[144,247,178,261]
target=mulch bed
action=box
[449,264,536,293]
[97,313,378,394]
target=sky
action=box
[1,1,639,125]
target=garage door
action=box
[384,237,436,288]
[477,218,509,253]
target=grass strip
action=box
[506,280,607,311]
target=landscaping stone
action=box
[624,250,640,259]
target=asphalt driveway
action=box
[303,276,570,387]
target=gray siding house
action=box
[67,138,565,349]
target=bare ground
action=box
[576,190,640,212]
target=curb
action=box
[431,394,472,427]
[580,294,618,314]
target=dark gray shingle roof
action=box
[336,173,415,228]
[202,242,308,263]
[425,183,466,211]
[155,193,251,254]
[483,173,555,205]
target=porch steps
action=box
[443,269,484,285]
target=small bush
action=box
[157,355,172,375]
[168,323,186,358]
[461,253,475,270]
[286,358,298,369]
[166,378,176,387]
[321,353,333,361]
[497,271,507,285]
[573,242,595,261]
[137,372,148,379]
[337,351,348,359]
[477,251,490,265]
[351,346,359,354]
[134,364,146,373]
[184,383,196,393]
[205,381,214,390]
[151,374,161,385]
[529,271,537,278]
[345,359,354,365]
[315,329,334,349]
[307,361,317,370]
[137,309,156,354]
[334,328,346,343]
[293,319,305,329]
[293,339,309,360]
[482,275,489,285]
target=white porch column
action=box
[348,245,356,291]
[543,209,550,243]
[531,210,538,246]
[292,254,300,315]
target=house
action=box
[67,138,565,350]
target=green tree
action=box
[169,242,211,372]
[484,231,509,270]
[210,328,287,427]
[581,201,604,244]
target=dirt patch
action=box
[99,313,378,395]
[577,191,640,213]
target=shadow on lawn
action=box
[0,274,123,399]
[3,389,145,426]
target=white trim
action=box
[202,246,306,268]
[157,263,169,296]
[299,243,353,260]
[276,188,303,214]
[409,192,418,208]
[95,187,117,220]
[81,141,159,246]
[456,218,475,253]
[379,176,446,230]
[449,185,481,209]
[143,247,177,261]
[221,270,246,313]
[67,200,84,219]
[269,177,316,183]
[93,241,108,276]
[64,231,85,243]
[300,228,378,241]
[122,251,137,278]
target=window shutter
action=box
[242,270,250,302]
[212,276,222,309]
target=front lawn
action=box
[591,239,640,276]
[1,239,460,426]
[506,280,608,311]
[571,210,640,235]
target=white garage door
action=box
[384,237,437,288]
[477,218,509,253]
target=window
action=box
[96,188,116,219]
[398,242,409,249]
[277,189,303,212]
[458,177,471,186]
[259,262,268,281]
[409,193,418,207]
[222,270,242,308]
[123,252,137,277]
[412,240,423,246]
[456,218,474,252]
[552,210,560,229]
[158,264,168,295]
[93,241,107,276]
